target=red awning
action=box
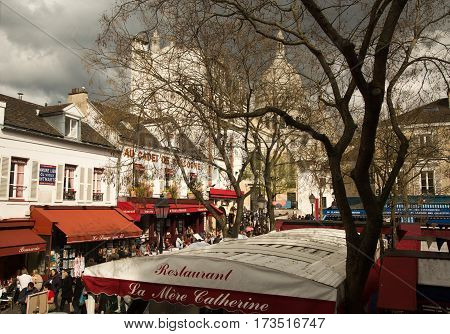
[0,229,46,257]
[169,203,208,214]
[117,202,222,221]
[32,207,142,244]
[117,201,142,221]
[209,188,237,199]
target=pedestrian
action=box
[59,269,73,312]
[72,277,83,314]
[108,248,120,261]
[17,268,32,292]
[48,269,61,308]
[31,269,43,291]
[18,282,37,314]
[176,234,183,249]
[43,282,56,312]
[12,270,21,303]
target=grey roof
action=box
[91,101,206,159]
[397,98,450,125]
[177,228,347,288]
[39,103,72,115]
[0,93,113,148]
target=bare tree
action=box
[90,0,449,312]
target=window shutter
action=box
[55,164,64,202]
[105,182,111,203]
[29,161,39,201]
[79,167,85,202]
[0,156,11,200]
[86,168,93,202]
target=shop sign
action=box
[91,233,125,241]
[127,282,269,312]
[18,246,42,253]
[39,164,57,185]
[123,147,202,170]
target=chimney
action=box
[0,101,6,126]
[67,87,88,116]
[18,92,23,100]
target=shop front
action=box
[30,206,142,276]
[0,219,47,281]
[118,198,221,244]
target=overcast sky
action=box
[0,0,112,105]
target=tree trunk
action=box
[265,185,275,231]
[229,197,245,237]
[343,213,382,313]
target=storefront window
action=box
[9,157,27,198]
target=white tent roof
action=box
[84,229,347,304]
[178,228,347,288]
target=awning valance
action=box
[31,207,142,244]
[117,201,221,221]
[209,188,237,199]
[0,229,46,257]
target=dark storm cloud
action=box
[0,0,112,105]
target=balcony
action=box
[93,192,104,202]
[63,189,76,201]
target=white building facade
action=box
[0,93,118,219]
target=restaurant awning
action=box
[209,188,237,199]
[117,201,222,221]
[0,229,46,257]
[31,207,142,244]
[83,229,347,313]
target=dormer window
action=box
[65,117,79,138]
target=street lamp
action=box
[257,194,267,233]
[257,194,267,210]
[155,196,170,254]
[309,193,316,218]
[229,206,236,228]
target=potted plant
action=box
[167,183,179,200]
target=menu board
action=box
[39,165,57,185]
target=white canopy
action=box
[83,228,347,313]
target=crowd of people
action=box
[0,268,87,314]
[0,221,267,314]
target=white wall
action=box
[0,129,117,219]
[297,171,334,217]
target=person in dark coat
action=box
[59,270,73,312]
[72,277,84,314]
[48,269,62,308]
[18,282,38,314]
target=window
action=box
[321,197,327,209]
[65,117,79,138]
[421,171,435,195]
[9,158,27,198]
[419,134,432,147]
[64,165,76,200]
[165,168,174,189]
[93,168,103,201]
[287,192,297,209]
